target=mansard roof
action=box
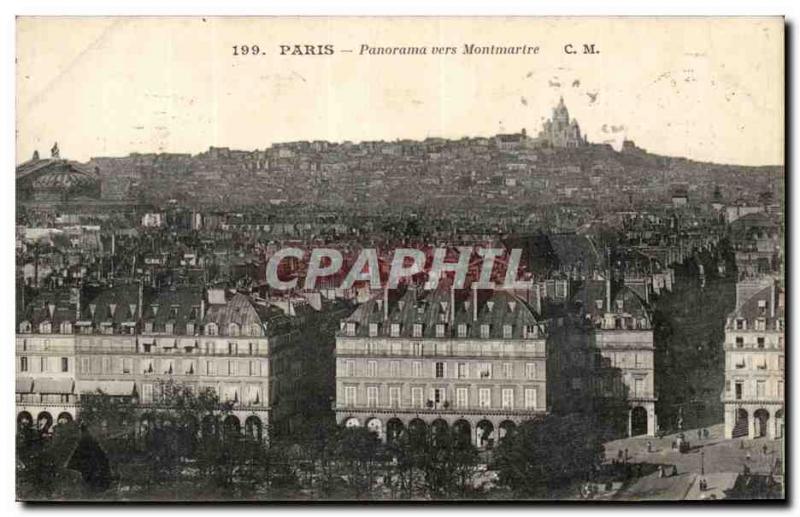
[343,287,544,339]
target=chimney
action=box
[138,280,143,320]
[472,284,478,322]
[449,286,455,323]
[383,288,389,321]
[771,281,776,318]
[605,276,612,313]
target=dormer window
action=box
[145,321,154,334]
[60,321,72,334]
[39,321,52,334]
[228,323,240,336]
[457,324,468,338]
[165,322,174,335]
[19,321,31,333]
[735,319,746,330]
[595,300,604,310]
[346,322,357,336]
[435,323,446,338]
[412,323,423,338]
[480,324,490,338]
[186,322,195,335]
[250,323,261,336]
[616,300,624,311]
[390,323,401,337]
[524,325,538,339]
[368,323,378,337]
[206,323,218,336]
[755,318,766,331]
[503,324,513,339]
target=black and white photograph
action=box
[9,13,787,503]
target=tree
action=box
[493,415,605,498]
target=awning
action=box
[157,337,176,348]
[179,338,197,348]
[16,378,34,394]
[34,378,74,394]
[79,380,135,397]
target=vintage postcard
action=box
[15,16,784,501]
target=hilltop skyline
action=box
[17,17,784,166]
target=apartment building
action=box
[722,278,785,439]
[334,286,548,448]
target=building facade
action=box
[334,287,548,448]
[722,278,785,439]
[15,285,298,441]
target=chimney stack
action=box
[449,285,455,323]
[771,281,776,318]
[383,288,389,321]
[138,280,144,320]
[472,283,478,322]
[606,276,612,313]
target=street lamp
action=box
[700,450,705,475]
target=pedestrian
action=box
[697,429,702,440]
[762,444,768,455]
[647,440,652,453]
[624,448,629,462]
[671,465,678,477]
[658,465,665,478]
[703,428,709,439]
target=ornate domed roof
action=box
[30,160,98,190]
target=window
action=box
[186,360,196,375]
[206,323,218,336]
[525,388,537,410]
[480,324,490,338]
[457,324,467,338]
[344,386,357,407]
[368,323,378,337]
[634,378,644,397]
[734,355,746,369]
[248,360,257,376]
[412,361,422,378]
[228,342,237,355]
[502,388,514,409]
[479,388,491,408]
[777,380,784,398]
[367,360,377,377]
[390,361,400,377]
[735,337,744,348]
[227,360,237,376]
[122,358,132,374]
[345,360,355,377]
[345,322,357,336]
[412,342,422,356]
[433,388,445,407]
[390,323,401,337]
[735,382,743,400]
[458,362,467,379]
[141,384,153,404]
[367,387,378,407]
[61,357,69,372]
[411,387,423,408]
[456,388,468,408]
[40,356,48,373]
[478,363,492,379]
[229,323,240,336]
[503,324,513,339]
[412,323,423,337]
[755,319,766,331]
[595,299,604,310]
[735,319,745,330]
[526,363,536,380]
[206,360,215,375]
[616,299,624,311]
[435,362,445,378]
[503,363,513,379]
[436,324,446,338]
[20,356,28,372]
[779,355,784,370]
[756,380,766,398]
[757,337,765,348]
[389,387,400,407]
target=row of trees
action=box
[17,381,605,500]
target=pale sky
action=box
[16,17,784,166]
